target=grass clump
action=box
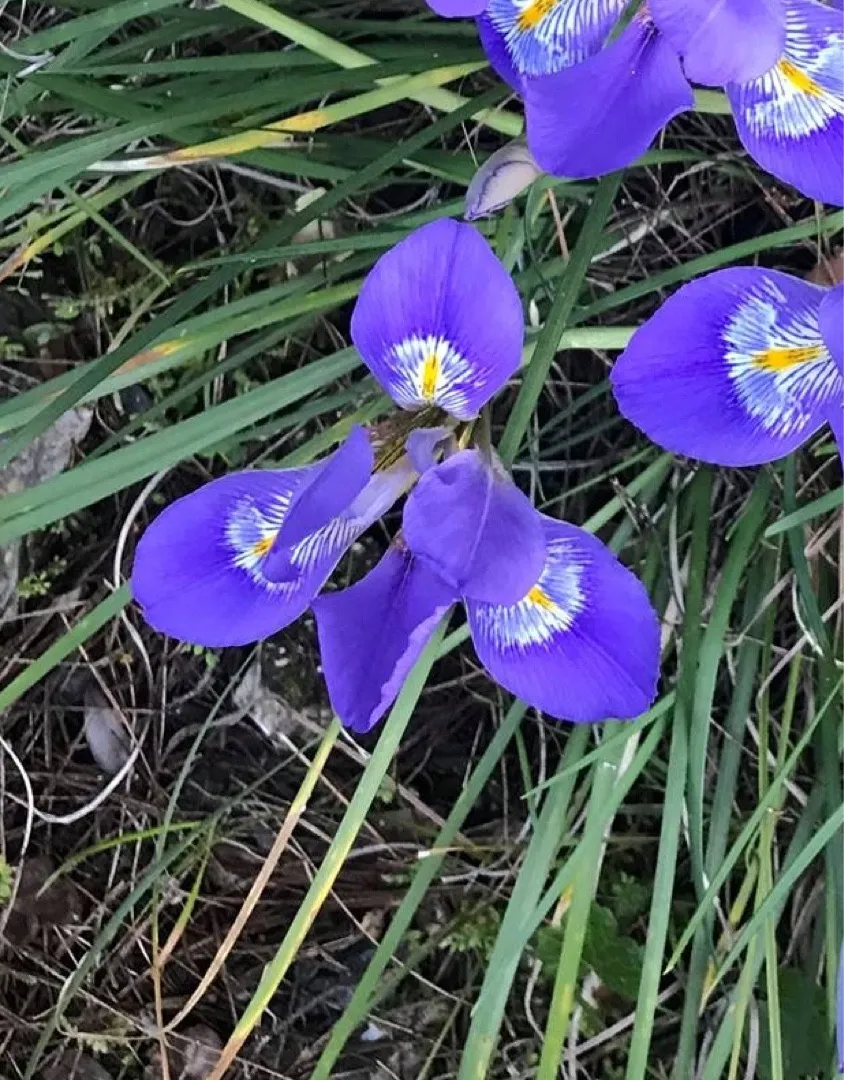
[0,2,841,1079]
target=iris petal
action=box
[314,545,457,734]
[464,142,543,220]
[727,0,843,205]
[402,450,546,605]
[819,283,844,374]
[611,267,842,465]
[405,426,454,473]
[524,14,694,179]
[427,0,488,15]
[651,0,785,85]
[467,517,660,722]
[132,436,414,647]
[262,425,373,579]
[132,469,321,647]
[477,0,626,89]
[351,219,524,421]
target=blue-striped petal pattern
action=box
[478,0,626,88]
[132,448,414,647]
[611,267,842,465]
[466,517,660,722]
[727,0,844,204]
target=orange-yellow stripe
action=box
[252,536,274,558]
[527,585,556,610]
[421,353,440,400]
[753,344,824,371]
[517,0,559,31]
[777,59,823,98]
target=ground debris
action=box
[145,1024,223,1080]
[43,1050,114,1080]
[83,685,132,776]
[0,406,92,627]
[232,655,314,742]
[1,853,82,945]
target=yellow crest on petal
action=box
[753,344,825,371]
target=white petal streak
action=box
[389,333,493,419]
[472,534,587,651]
[735,3,843,140]
[487,0,624,76]
[724,275,841,439]
[223,487,305,595]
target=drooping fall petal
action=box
[524,14,694,179]
[467,517,660,722]
[727,0,844,205]
[314,544,457,733]
[611,267,842,465]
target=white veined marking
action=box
[223,467,408,593]
[736,6,843,140]
[486,0,623,77]
[723,277,840,438]
[388,333,489,419]
[472,536,587,651]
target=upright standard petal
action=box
[727,0,844,205]
[132,469,319,647]
[651,0,785,85]
[263,425,372,566]
[402,450,545,604]
[467,518,660,722]
[524,14,694,179]
[477,0,626,90]
[314,544,457,734]
[351,219,524,420]
[611,267,842,465]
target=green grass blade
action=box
[311,700,528,1078]
[458,725,590,1078]
[669,675,843,967]
[626,470,712,1080]
[206,623,448,1075]
[537,742,628,1077]
[0,585,130,712]
[498,171,623,465]
[687,472,771,897]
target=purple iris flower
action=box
[315,220,659,732]
[428,0,844,206]
[315,448,660,733]
[132,219,660,733]
[610,268,843,465]
[131,424,418,646]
